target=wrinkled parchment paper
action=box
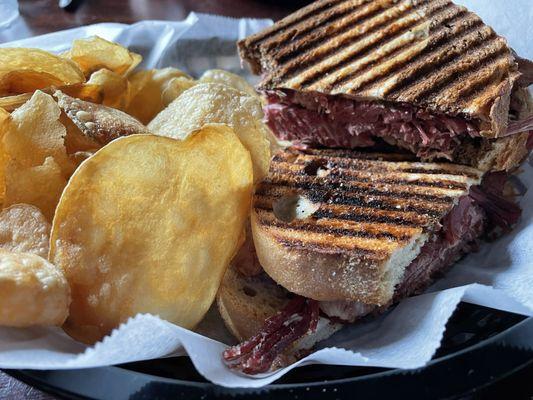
[0,4,532,388]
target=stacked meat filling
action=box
[264,90,482,160]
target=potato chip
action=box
[0,108,9,203]
[2,90,72,172]
[60,112,100,156]
[0,204,50,258]
[69,150,95,166]
[55,91,149,145]
[0,250,70,327]
[4,157,67,221]
[50,126,253,343]
[126,68,192,124]
[0,83,102,112]
[0,107,8,128]
[63,36,142,77]
[161,76,196,108]
[0,93,32,112]
[199,69,258,98]
[0,48,85,96]
[148,83,271,182]
[87,69,130,109]
[60,83,103,104]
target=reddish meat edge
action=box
[223,172,521,374]
[264,90,533,160]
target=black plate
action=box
[5,302,533,400]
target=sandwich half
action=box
[238,0,533,171]
[222,147,521,373]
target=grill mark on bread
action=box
[268,164,469,191]
[289,147,417,161]
[256,179,457,203]
[312,208,427,228]
[273,158,480,181]
[432,53,511,108]
[256,205,422,236]
[274,0,419,81]
[327,7,475,92]
[272,1,382,63]
[389,38,505,104]
[360,15,485,96]
[255,187,449,218]
[311,2,457,91]
[256,211,413,242]
[255,196,439,228]
[244,0,346,49]
[285,1,435,89]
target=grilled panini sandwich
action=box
[238,0,533,171]
[222,147,521,373]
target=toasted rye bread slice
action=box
[239,0,522,138]
[252,148,483,305]
[217,266,290,341]
[217,265,343,364]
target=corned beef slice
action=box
[265,90,533,159]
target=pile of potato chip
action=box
[0,36,273,344]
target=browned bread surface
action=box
[252,148,483,304]
[239,0,521,138]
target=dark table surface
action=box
[18,0,307,35]
[1,2,303,398]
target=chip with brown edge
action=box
[50,125,253,344]
[55,90,150,146]
[148,83,271,182]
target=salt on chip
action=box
[4,157,67,221]
[55,91,150,146]
[0,204,51,259]
[126,68,192,124]
[63,36,142,77]
[87,68,130,110]
[0,48,85,96]
[60,112,100,156]
[148,83,271,182]
[199,69,258,98]
[0,250,70,327]
[50,126,253,344]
